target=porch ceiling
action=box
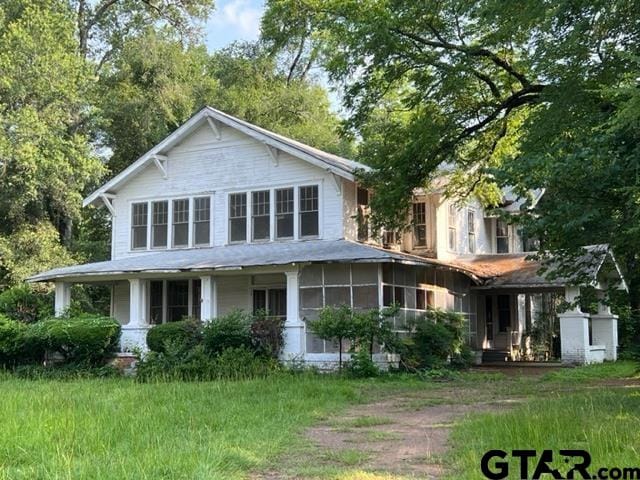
[27,239,445,283]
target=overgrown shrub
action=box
[346,348,379,378]
[136,344,279,382]
[203,310,252,355]
[12,363,120,380]
[250,311,284,358]
[0,314,43,365]
[146,319,203,353]
[402,309,471,370]
[32,315,121,365]
[0,284,52,323]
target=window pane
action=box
[300,288,323,308]
[167,280,189,322]
[497,237,509,253]
[325,287,350,307]
[229,193,247,242]
[192,279,201,320]
[253,289,267,313]
[394,286,405,308]
[382,285,393,307]
[252,190,270,241]
[150,281,163,324]
[131,203,148,249]
[152,201,168,248]
[194,197,210,246]
[416,288,427,311]
[353,286,378,310]
[299,185,319,237]
[268,289,287,318]
[172,199,189,247]
[275,188,294,239]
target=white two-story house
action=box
[31,107,625,365]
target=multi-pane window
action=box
[275,188,294,239]
[299,185,319,237]
[416,288,435,311]
[131,202,148,249]
[193,197,210,246]
[167,280,189,322]
[413,202,427,247]
[498,295,511,332]
[467,210,476,254]
[151,201,168,248]
[229,193,247,242]
[252,288,286,319]
[448,204,457,251]
[496,219,510,253]
[148,279,202,324]
[252,190,270,241]
[172,199,189,247]
[357,187,370,242]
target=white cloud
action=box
[210,0,262,39]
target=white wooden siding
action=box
[111,123,347,259]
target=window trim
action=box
[412,201,428,248]
[495,218,510,254]
[171,198,190,248]
[193,196,212,247]
[228,191,248,244]
[151,200,169,249]
[131,202,149,250]
[299,184,320,239]
[148,278,202,324]
[467,209,476,254]
[275,187,295,240]
[128,193,213,252]
[251,190,271,242]
[448,203,458,252]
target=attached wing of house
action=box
[31,107,625,367]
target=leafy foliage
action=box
[0,315,43,366]
[202,310,253,356]
[250,310,285,358]
[0,284,53,323]
[146,318,203,353]
[32,315,121,365]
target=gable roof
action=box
[84,106,369,207]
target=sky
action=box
[205,0,265,51]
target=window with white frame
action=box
[299,185,319,237]
[229,192,247,243]
[172,199,189,247]
[496,218,510,253]
[131,202,148,249]
[356,187,370,242]
[467,209,476,254]
[382,263,436,329]
[193,197,211,246]
[275,188,294,239]
[413,202,427,247]
[151,201,168,248]
[149,279,202,324]
[252,190,270,241]
[448,204,457,251]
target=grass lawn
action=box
[0,374,421,480]
[0,362,637,479]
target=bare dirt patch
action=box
[304,392,520,479]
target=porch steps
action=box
[482,350,510,363]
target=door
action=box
[493,295,512,350]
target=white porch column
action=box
[54,282,71,317]
[591,292,618,361]
[121,278,149,352]
[559,286,591,365]
[200,275,218,322]
[282,268,305,360]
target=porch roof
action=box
[28,239,474,283]
[454,245,626,291]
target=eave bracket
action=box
[152,154,168,179]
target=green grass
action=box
[0,374,412,480]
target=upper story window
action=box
[299,185,319,238]
[131,196,212,251]
[252,190,270,241]
[412,202,427,247]
[496,218,510,253]
[172,199,189,247]
[467,209,476,254]
[357,187,370,242]
[152,201,168,248]
[275,188,294,239]
[448,204,457,251]
[229,192,247,243]
[193,197,211,246]
[131,202,148,249]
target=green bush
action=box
[203,310,252,355]
[12,363,120,380]
[32,315,121,365]
[0,314,43,365]
[136,344,279,382]
[402,309,471,370]
[0,284,52,323]
[146,319,203,353]
[347,348,379,378]
[250,311,285,358]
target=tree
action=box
[263,0,640,340]
[307,305,354,369]
[0,0,105,244]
